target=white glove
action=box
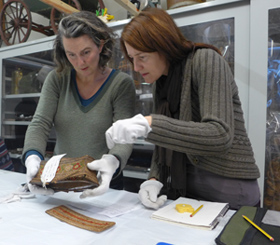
[106,114,152,149]
[138,179,167,209]
[80,154,119,198]
[0,184,35,204]
[25,155,54,195]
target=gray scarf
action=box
[155,59,188,198]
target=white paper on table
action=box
[262,210,280,227]
[151,197,229,230]
[68,190,142,218]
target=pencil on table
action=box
[190,205,203,217]
[242,215,274,242]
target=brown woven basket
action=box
[30,155,99,192]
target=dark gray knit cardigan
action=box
[147,48,260,180]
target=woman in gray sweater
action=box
[106,8,260,210]
[23,11,135,198]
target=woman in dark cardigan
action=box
[105,7,260,210]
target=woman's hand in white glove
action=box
[80,154,119,198]
[138,179,167,209]
[105,114,152,149]
[25,155,54,195]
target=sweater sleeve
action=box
[22,70,62,163]
[147,49,235,156]
[107,72,136,172]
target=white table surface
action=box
[0,170,234,245]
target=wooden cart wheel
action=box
[50,0,82,34]
[0,0,32,46]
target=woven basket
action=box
[30,155,99,192]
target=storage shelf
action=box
[123,169,150,180]
[3,120,30,126]
[3,93,41,99]
[4,57,54,70]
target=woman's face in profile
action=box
[124,42,169,84]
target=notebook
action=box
[151,197,229,230]
[215,206,280,244]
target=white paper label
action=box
[41,154,66,188]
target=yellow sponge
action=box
[175,204,194,213]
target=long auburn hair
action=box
[120,8,221,66]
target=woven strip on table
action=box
[46,205,116,232]
[30,155,99,192]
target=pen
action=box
[190,205,203,217]
[242,215,274,242]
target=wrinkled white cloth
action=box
[0,184,35,203]
[138,180,167,210]
[105,114,152,149]
[25,155,54,195]
[80,154,119,198]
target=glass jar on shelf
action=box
[11,68,23,94]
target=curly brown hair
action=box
[53,11,117,73]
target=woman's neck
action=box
[76,66,112,99]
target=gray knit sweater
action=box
[22,69,135,171]
[147,48,260,180]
